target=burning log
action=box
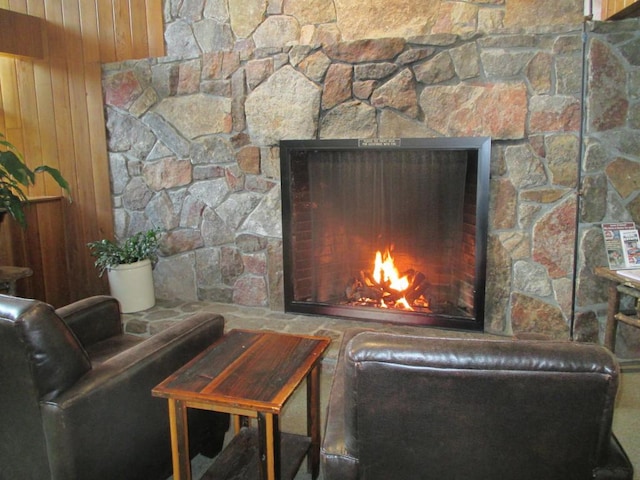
[345,277,383,302]
[344,247,432,311]
[346,268,430,309]
[405,273,430,304]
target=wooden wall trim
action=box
[0,8,44,59]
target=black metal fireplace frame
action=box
[280,137,491,331]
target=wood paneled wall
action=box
[0,0,164,307]
[601,0,640,18]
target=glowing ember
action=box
[395,297,413,310]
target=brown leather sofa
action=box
[321,329,633,480]
[0,294,229,480]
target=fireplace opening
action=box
[280,137,491,331]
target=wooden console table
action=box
[595,266,640,352]
[153,329,330,480]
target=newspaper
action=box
[602,222,640,269]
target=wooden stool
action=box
[595,266,640,352]
[0,266,33,296]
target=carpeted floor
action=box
[130,301,639,480]
[614,363,640,479]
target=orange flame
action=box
[373,249,410,292]
[372,249,414,311]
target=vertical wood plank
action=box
[113,0,133,61]
[0,57,20,129]
[84,61,111,240]
[130,0,149,60]
[0,62,5,134]
[146,0,165,58]
[61,0,83,61]
[15,59,46,197]
[44,0,66,60]
[96,0,116,62]
[33,60,61,195]
[36,198,69,306]
[78,0,99,63]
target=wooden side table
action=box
[153,329,330,480]
[594,266,640,352]
[0,266,33,295]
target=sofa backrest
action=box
[343,332,619,480]
[0,295,91,479]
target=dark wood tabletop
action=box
[153,329,330,413]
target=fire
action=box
[373,249,409,291]
[345,246,430,311]
[372,249,413,310]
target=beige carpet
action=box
[614,364,640,479]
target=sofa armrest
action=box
[321,329,368,480]
[56,295,122,347]
[593,435,634,479]
[41,312,228,480]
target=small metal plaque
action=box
[358,138,401,147]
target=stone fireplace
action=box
[103,22,582,338]
[101,1,640,352]
[280,137,490,330]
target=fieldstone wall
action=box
[103,0,594,338]
[576,18,640,356]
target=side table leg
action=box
[257,412,280,480]
[307,363,321,479]
[168,399,192,480]
[604,282,621,352]
[233,414,249,433]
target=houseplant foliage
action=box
[0,133,71,227]
[87,228,160,277]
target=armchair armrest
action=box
[41,312,228,480]
[321,329,368,480]
[56,296,122,347]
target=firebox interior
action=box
[280,137,490,331]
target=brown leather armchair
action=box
[321,329,633,480]
[0,294,229,480]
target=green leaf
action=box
[34,165,72,198]
[0,132,72,228]
[0,150,34,186]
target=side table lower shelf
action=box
[202,427,312,480]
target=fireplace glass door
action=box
[280,138,490,330]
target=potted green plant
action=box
[0,132,71,227]
[87,228,160,313]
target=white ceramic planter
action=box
[107,259,155,313]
